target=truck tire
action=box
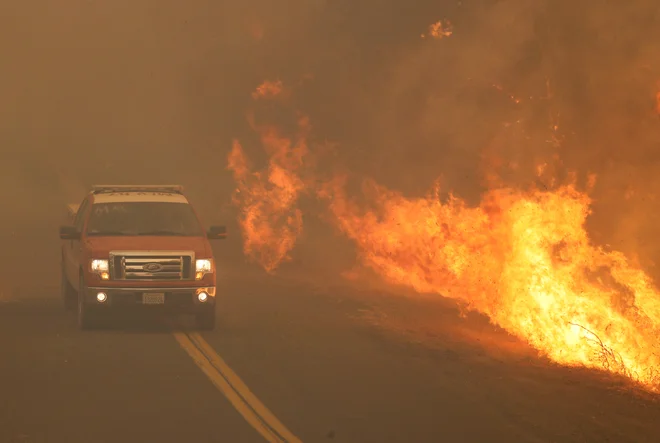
[77,274,98,330]
[195,307,216,331]
[61,264,76,311]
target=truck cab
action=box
[59,185,226,330]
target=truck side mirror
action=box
[59,225,81,240]
[207,225,227,240]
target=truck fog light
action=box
[96,292,108,303]
[198,292,208,302]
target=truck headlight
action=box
[195,259,213,280]
[90,259,110,280]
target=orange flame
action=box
[251,80,287,101]
[421,20,453,39]
[320,178,660,390]
[227,81,309,272]
[229,80,660,391]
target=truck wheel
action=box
[195,308,216,331]
[77,275,97,330]
[61,264,76,311]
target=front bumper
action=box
[84,286,215,313]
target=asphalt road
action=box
[1,224,660,443]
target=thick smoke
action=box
[287,0,660,278]
[2,1,660,278]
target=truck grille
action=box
[110,251,194,281]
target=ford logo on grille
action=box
[143,263,163,272]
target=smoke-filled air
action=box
[2,1,660,441]
[227,0,660,392]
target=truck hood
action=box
[83,235,211,258]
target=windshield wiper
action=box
[87,230,134,236]
[137,230,187,236]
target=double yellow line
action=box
[174,331,302,443]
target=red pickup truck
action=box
[59,185,226,330]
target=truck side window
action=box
[74,199,89,231]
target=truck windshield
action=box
[86,202,204,236]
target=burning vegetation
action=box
[228,81,310,273]
[228,78,660,393]
[227,7,660,393]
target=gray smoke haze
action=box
[2,0,660,278]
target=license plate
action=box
[142,293,165,305]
